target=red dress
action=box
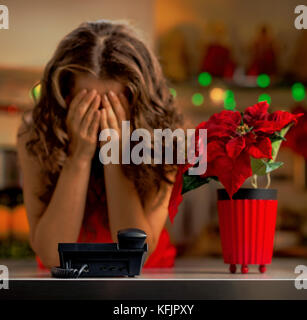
[36,164,177,269]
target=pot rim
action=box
[217,188,277,200]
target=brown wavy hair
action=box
[24,19,183,206]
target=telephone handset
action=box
[51,228,148,278]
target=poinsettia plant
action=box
[168,101,303,223]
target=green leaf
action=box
[270,134,286,143]
[251,158,284,176]
[251,123,292,176]
[265,161,284,173]
[182,173,217,194]
[240,112,244,125]
[270,124,292,161]
[251,157,265,175]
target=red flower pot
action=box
[217,188,278,274]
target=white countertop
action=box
[1,257,307,300]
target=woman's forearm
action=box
[103,164,157,255]
[33,156,91,267]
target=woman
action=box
[17,20,183,269]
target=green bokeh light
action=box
[292,83,305,102]
[198,72,212,86]
[224,99,236,110]
[257,74,270,88]
[192,93,204,106]
[224,90,234,100]
[224,90,236,110]
[170,87,177,98]
[31,83,41,101]
[258,93,271,104]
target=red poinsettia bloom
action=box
[243,102,301,134]
[199,101,302,197]
[168,102,303,222]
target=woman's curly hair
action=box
[25,19,183,206]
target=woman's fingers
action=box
[88,110,100,138]
[66,89,87,123]
[99,108,111,145]
[80,94,101,135]
[108,91,127,122]
[72,89,98,126]
[100,108,108,130]
[102,93,119,129]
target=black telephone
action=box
[51,228,148,278]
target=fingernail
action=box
[103,94,108,101]
[109,90,115,97]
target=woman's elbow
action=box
[31,239,59,269]
[37,251,59,269]
[146,234,158,256]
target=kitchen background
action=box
[0,0,306,260]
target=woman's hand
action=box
[100,90,173,257]
[66,88,101,163]
[99,90,129,148]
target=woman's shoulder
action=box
[17,109,33,136]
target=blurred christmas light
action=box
[7,105,18,114]
[258,93,271,104]
[224,89,234,100]
[198,72,212,86]
[170,88,177,98]
[224,90,236,110]
[224,99,236,110]
[0,105,19,114]
[209,87,225,104]
[192,93,204,106]
[257,74,270,88]
[30,83,41,101]
[292,82,305,102]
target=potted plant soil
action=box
[168,101,303,274]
